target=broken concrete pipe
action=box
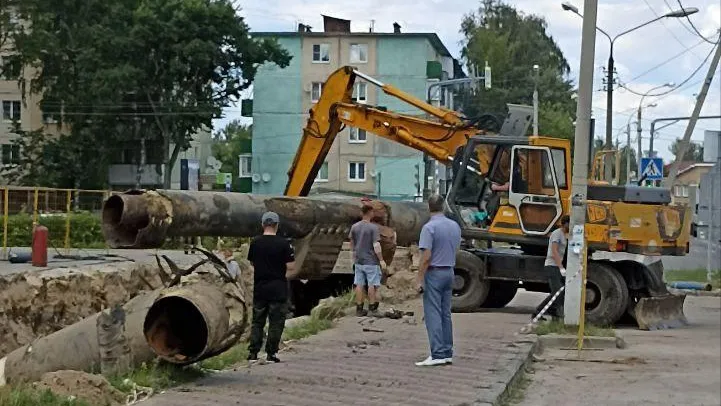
[144,282,230,364]
[102,190,429,249]
[0,280,241,386]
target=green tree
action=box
[459,0,576,135]
[9,0,290,188]
[211,119,251,190]
[669,138,704,162]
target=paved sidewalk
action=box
[145,297,540,406]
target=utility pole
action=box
[708,180,715,283]
[665,41,721,188]
[131,93,144,190]
[533,64,540,136]
[603,55,615,182]
[564,0,598,326]
[626,123,631,183]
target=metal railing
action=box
[0,186,116,259]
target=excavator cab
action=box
[446,135,565,248]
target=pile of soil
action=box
[0,262,166,357]
[34,370,125,406]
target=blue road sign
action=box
[640,157,664,180]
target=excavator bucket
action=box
[633,294,688,330]
[631,259,688,330]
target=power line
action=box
[625,38,708,84]
[618,38,719,97]
[641,0,702,60]
[674,0,719,44]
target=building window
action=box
[0,55,21,80]
[353,82,367,103]
[238,154,252,178]
[350,43,368,63]
[674,185,689,198]
[311,82,324,102]
[2,100,21,121]
[315,162,329,182]
[348,161,366,182]
[349,128,367,143]
[1,144,21,165]
[43,110,58,124]
[312,43,330,63]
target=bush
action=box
[2,212,105,249]
[1,213,251,250]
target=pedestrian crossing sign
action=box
[640,157,663,180]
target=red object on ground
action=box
[32,225,48,267]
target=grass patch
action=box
[533,319,615,337]
[664,268,721,289]
[199,343,250,370]
[283,317,334,341]
[0,385,90,406]
[108,361,205,394]
[497,368,532,406]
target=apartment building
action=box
[0,56,48,177]
[249,16,462,199]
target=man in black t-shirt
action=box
[246,211,296,363]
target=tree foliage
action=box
[459,0,576,137]
[669,138,704,162]
[8,0,290,188]
[211,119,251,189]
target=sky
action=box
[217,0,721,162]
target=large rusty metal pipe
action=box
[102,190,429,249]
[0,274,247,385]
[143,282,230,364]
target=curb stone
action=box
[668,287,721,297]
[537,333,626,351]
[472,336,540,406]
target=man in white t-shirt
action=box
[534,215,570,320]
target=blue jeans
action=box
[423,268,454,359]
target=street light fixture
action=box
[639,82,675,161]
[562,2,698,181]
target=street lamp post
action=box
[562,2,698,182]
[638,83,674,163]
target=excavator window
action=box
[508,146,562,235]
[550,148,568,188]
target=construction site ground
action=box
[0,247,194,277]
[521,295,721,406]
[143,293,543,406]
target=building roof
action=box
[676,162,715,177]
[252,31,453,58]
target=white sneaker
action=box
[415,356,448,366]
[444,357,453,364]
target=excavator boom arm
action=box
[284,66,485,197]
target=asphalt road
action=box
[520,294,721,406]
[661,237,720,271]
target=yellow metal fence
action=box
[1,186,115,259]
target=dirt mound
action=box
[34,370,125,406]
[0,261,168,357]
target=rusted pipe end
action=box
[102,194,147,247]
[143,296,210,364]
[102,191,172,248]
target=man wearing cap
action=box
[247,211,296,363]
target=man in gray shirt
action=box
[349,204,387,316]
[535,215,570,320]
[415,194,462,367]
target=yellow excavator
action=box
[285,66,691,329]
